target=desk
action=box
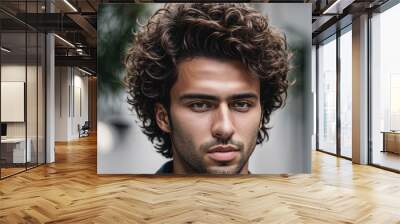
[1,138,31,163]
[382,131,400,154]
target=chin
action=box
[206,165,242,174]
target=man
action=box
[125,3,290,174]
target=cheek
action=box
[170,106,211,142]
[233,110,261,139]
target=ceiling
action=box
[0,0,393,75]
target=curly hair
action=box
[125,3,290,158]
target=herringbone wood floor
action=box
[1,135,400,223]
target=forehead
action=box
[171,57,260,97]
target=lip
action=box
[208,145,238,153]
[207,145,239,162]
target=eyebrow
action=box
[228,93,258,101]
[179,93,258,101]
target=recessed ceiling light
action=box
[63,0,78,12]
[1,47,11,53]
[78,67,92,76]
[323,0,354,15]
[54,34,75,48]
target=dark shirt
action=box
[155,160,252,174]
[156,160,174,174]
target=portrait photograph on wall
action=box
[97,3,313,175]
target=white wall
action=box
[55,67,89,141]
[1,82,25,122]
[73,72,89,137]
[1,65,27,141]
[55,67,68,141]
[1,63,46,164]
[1,65,40,137]
[1,65,26,129]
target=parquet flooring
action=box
[1,134,400,223]
[373,151,400,171]
[1,167,26,178]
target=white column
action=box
[46,33,55,163]
[45,1,55,163]
[352,14,369,164]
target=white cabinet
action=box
[1,138,32,163]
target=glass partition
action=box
[0,1,46,179]
[26,0,44,169]
[38,32,45,165]
[317,35,337,155]
[1,30,28,177]
[27,30,38,169]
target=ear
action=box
[155,103,171,133]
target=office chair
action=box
[79,121,90,138]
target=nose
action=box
[211,103,235,142]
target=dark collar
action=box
[155,160,174,174]
[155,160,252,174]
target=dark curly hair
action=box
[125,3,290,158]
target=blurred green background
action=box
[98,4,157,97]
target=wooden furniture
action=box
[382,131,400,154]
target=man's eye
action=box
[231,101,252,111]
[189,102,212,112]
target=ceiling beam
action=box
[322,0,356,14]
[55,55,96,71]
[67,13,97,47]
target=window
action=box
[340,27,352,158]
[370,3,400,171]
[317,35,337,155]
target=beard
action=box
[170,130,251,174]
[167,109,258,174]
